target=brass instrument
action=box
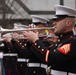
[0,27,54,33]
[0,26,54,41]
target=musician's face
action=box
[36,24,45,34]
[53,18,66,35]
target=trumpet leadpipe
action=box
[22,27,55,30]
[0,27,54,33]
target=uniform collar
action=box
[57,31,74,41]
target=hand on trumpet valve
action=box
[12,32,19,39]
[22,31,39,42]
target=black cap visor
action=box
[52,15,76,21]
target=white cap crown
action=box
[54,5,76,17]
[31,15,49,23]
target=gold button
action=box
[27,59,29,62]
[54,49,56,52]
[33,71,36,73]
[20,43,22,44]
[13,59,14,60]
[42,49,44,51]
[38,46,40,48]
[18,41,19,42]
[55,44,57,46]
[35,43,37,45]
[22,46,24,48]
[21,64,22,66]
[60,35,63,37]
[9,51,11,52]
[58,39,60,42]
[70,36,73,38]
[24,44,26,46]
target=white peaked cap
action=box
[54,5,76,16]
[51,16,58,20]
[14,23,27,29]
[31,15,49,23]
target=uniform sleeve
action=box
[29,39,76,65]
[11,39,32,58]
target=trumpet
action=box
[0,27,54,41]
[0,27,55,33]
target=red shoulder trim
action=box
[58,43,71,55]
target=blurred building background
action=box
[0,0,76,28]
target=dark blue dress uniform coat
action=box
[11,39,29,75]
[12,38,48,75]
[3,41,19,75]
[25,37,53,75]
[29,31,76,74]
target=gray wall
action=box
[0,0,76,19]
